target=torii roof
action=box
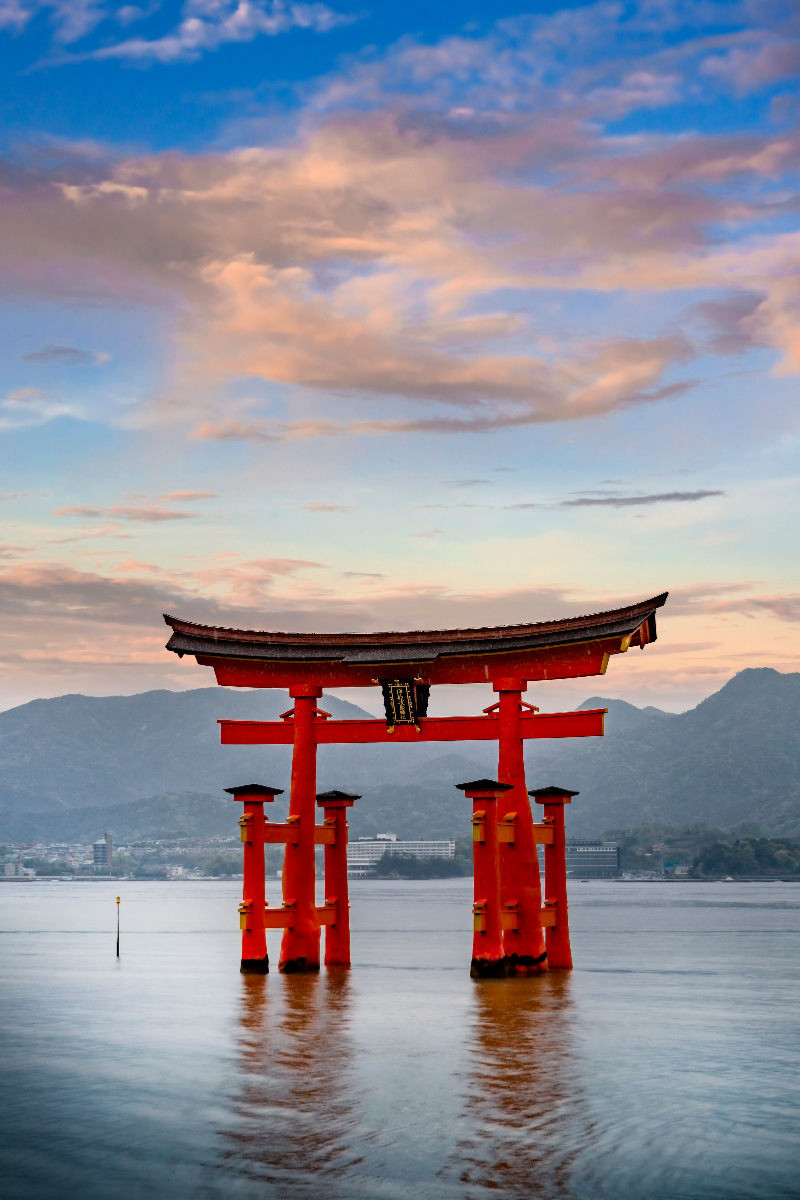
[164,593,666,663]
[163,593,667,688]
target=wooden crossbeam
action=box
[483,905,557,932]
[263,901,557,934]
[259,824,336,845]
[533,823,554,844]
[263,904,338,929]
[220,708,605,746]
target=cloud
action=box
[2,563,794,653]
[0,562,192,623]
[444,479,492,488]
[53,504,201,521]
[86,0,353,63]
[157,490,218,500]
[415,502,485,510]
[2,4,800,442]
[701,39,800,94]
[558,490,725,508]
[0,387,77,431]
[0,0,29,31]
[4,0,352,57]
[50,524,132,544]
[0,99,746,436]
[314,1,795,120]
[1,561,797,710]
[666,582,800,623]
[186,308,694,437]
[744,596,800,621]
[302,502,356,512]
[0,554,330,640]
[690,292,767,355]
[52,489,220,521]
[5,387,47,404]
[22,343,108,364]
[0,0,109,44]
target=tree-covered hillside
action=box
[0,669,798,841]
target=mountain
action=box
[529,668,800,836]
[0,792,234,844]
[0,669,798,842]
[578,696,670,729]
[0,687,438,817]
[354,670,800,839]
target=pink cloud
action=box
[53,504,201,522]
[303,502,356,511]
[1,5,798,442]
[702,40,800,93]
[1,559,798,709]
[157,490,218,501]
[0,0,29,31]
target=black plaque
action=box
[380,679,428,731]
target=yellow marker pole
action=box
[116,896,120,958]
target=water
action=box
[1,879,798,1199]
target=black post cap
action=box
[455,778,514,793]
[224,784,284,796]
[528,786,579,798]
[316,789,362,801]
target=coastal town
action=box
[3,830,693,881]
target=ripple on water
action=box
[0,879,798,1200]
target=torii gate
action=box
[164,592,667,977]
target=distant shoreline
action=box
[3,875,799,884]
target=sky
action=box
[1,0,798,715]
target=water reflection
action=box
[220,969,363,1196]
[447,974,589,1200]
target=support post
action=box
[456,779,512,978]
[225,783,284,974]
[316,789,359,967]
[493,679,547,973]
[530,786,578,970]
[279,685,324,973]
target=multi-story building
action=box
[537,842,620,878]
[92,832,113,869]
[3,861,35,878]
[347,833,456,877]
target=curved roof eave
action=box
[163,592,667,665]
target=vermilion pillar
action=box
[226,783,283,974]
[493,679,547,973]
[531,786,578,970]
[317,789,359,967]
[456,779,512,978]
[279,685,323,973]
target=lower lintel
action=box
[220,709,605,746]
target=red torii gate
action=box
[164,591,667,977]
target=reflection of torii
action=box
[448,972,583,1198]
[225,972,362,1190]
[164,592,667,975]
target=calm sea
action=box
[0,878,798,1200]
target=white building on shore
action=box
[347,833,455,877]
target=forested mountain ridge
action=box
[0,687,429,813]
[0,668,797,841]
